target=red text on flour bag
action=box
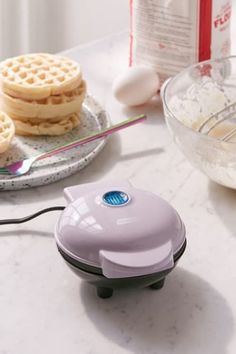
[130,0,232,82]
[214,3,231,29]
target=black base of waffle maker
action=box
[58,239,186,298]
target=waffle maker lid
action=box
[55,180,186,278]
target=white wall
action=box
[63,0,130,46]
[0,0,130,59]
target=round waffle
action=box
[1,80,86,119]
[0,111,15,153]
[0,53,82,100]
[13,112,80,136]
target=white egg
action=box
[112,66,160,106]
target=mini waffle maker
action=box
[55,180,186,298]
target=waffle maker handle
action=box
[99,241,174,279]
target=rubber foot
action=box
[97,286,114,298]
[149,278,165,290]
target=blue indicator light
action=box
[102,191,130,206]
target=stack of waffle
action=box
[0,53,86,136]
[0,111,15,153]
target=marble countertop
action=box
[1,30,236,354]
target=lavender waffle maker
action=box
[55,180,186,298]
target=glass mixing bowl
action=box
[162,56,236,189]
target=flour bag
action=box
[129,0,232,82]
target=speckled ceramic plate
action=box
[0,95,110,191]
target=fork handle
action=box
[35,114,146,161]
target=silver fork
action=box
[0,114,146,177]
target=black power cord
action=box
[0,206,65,225]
